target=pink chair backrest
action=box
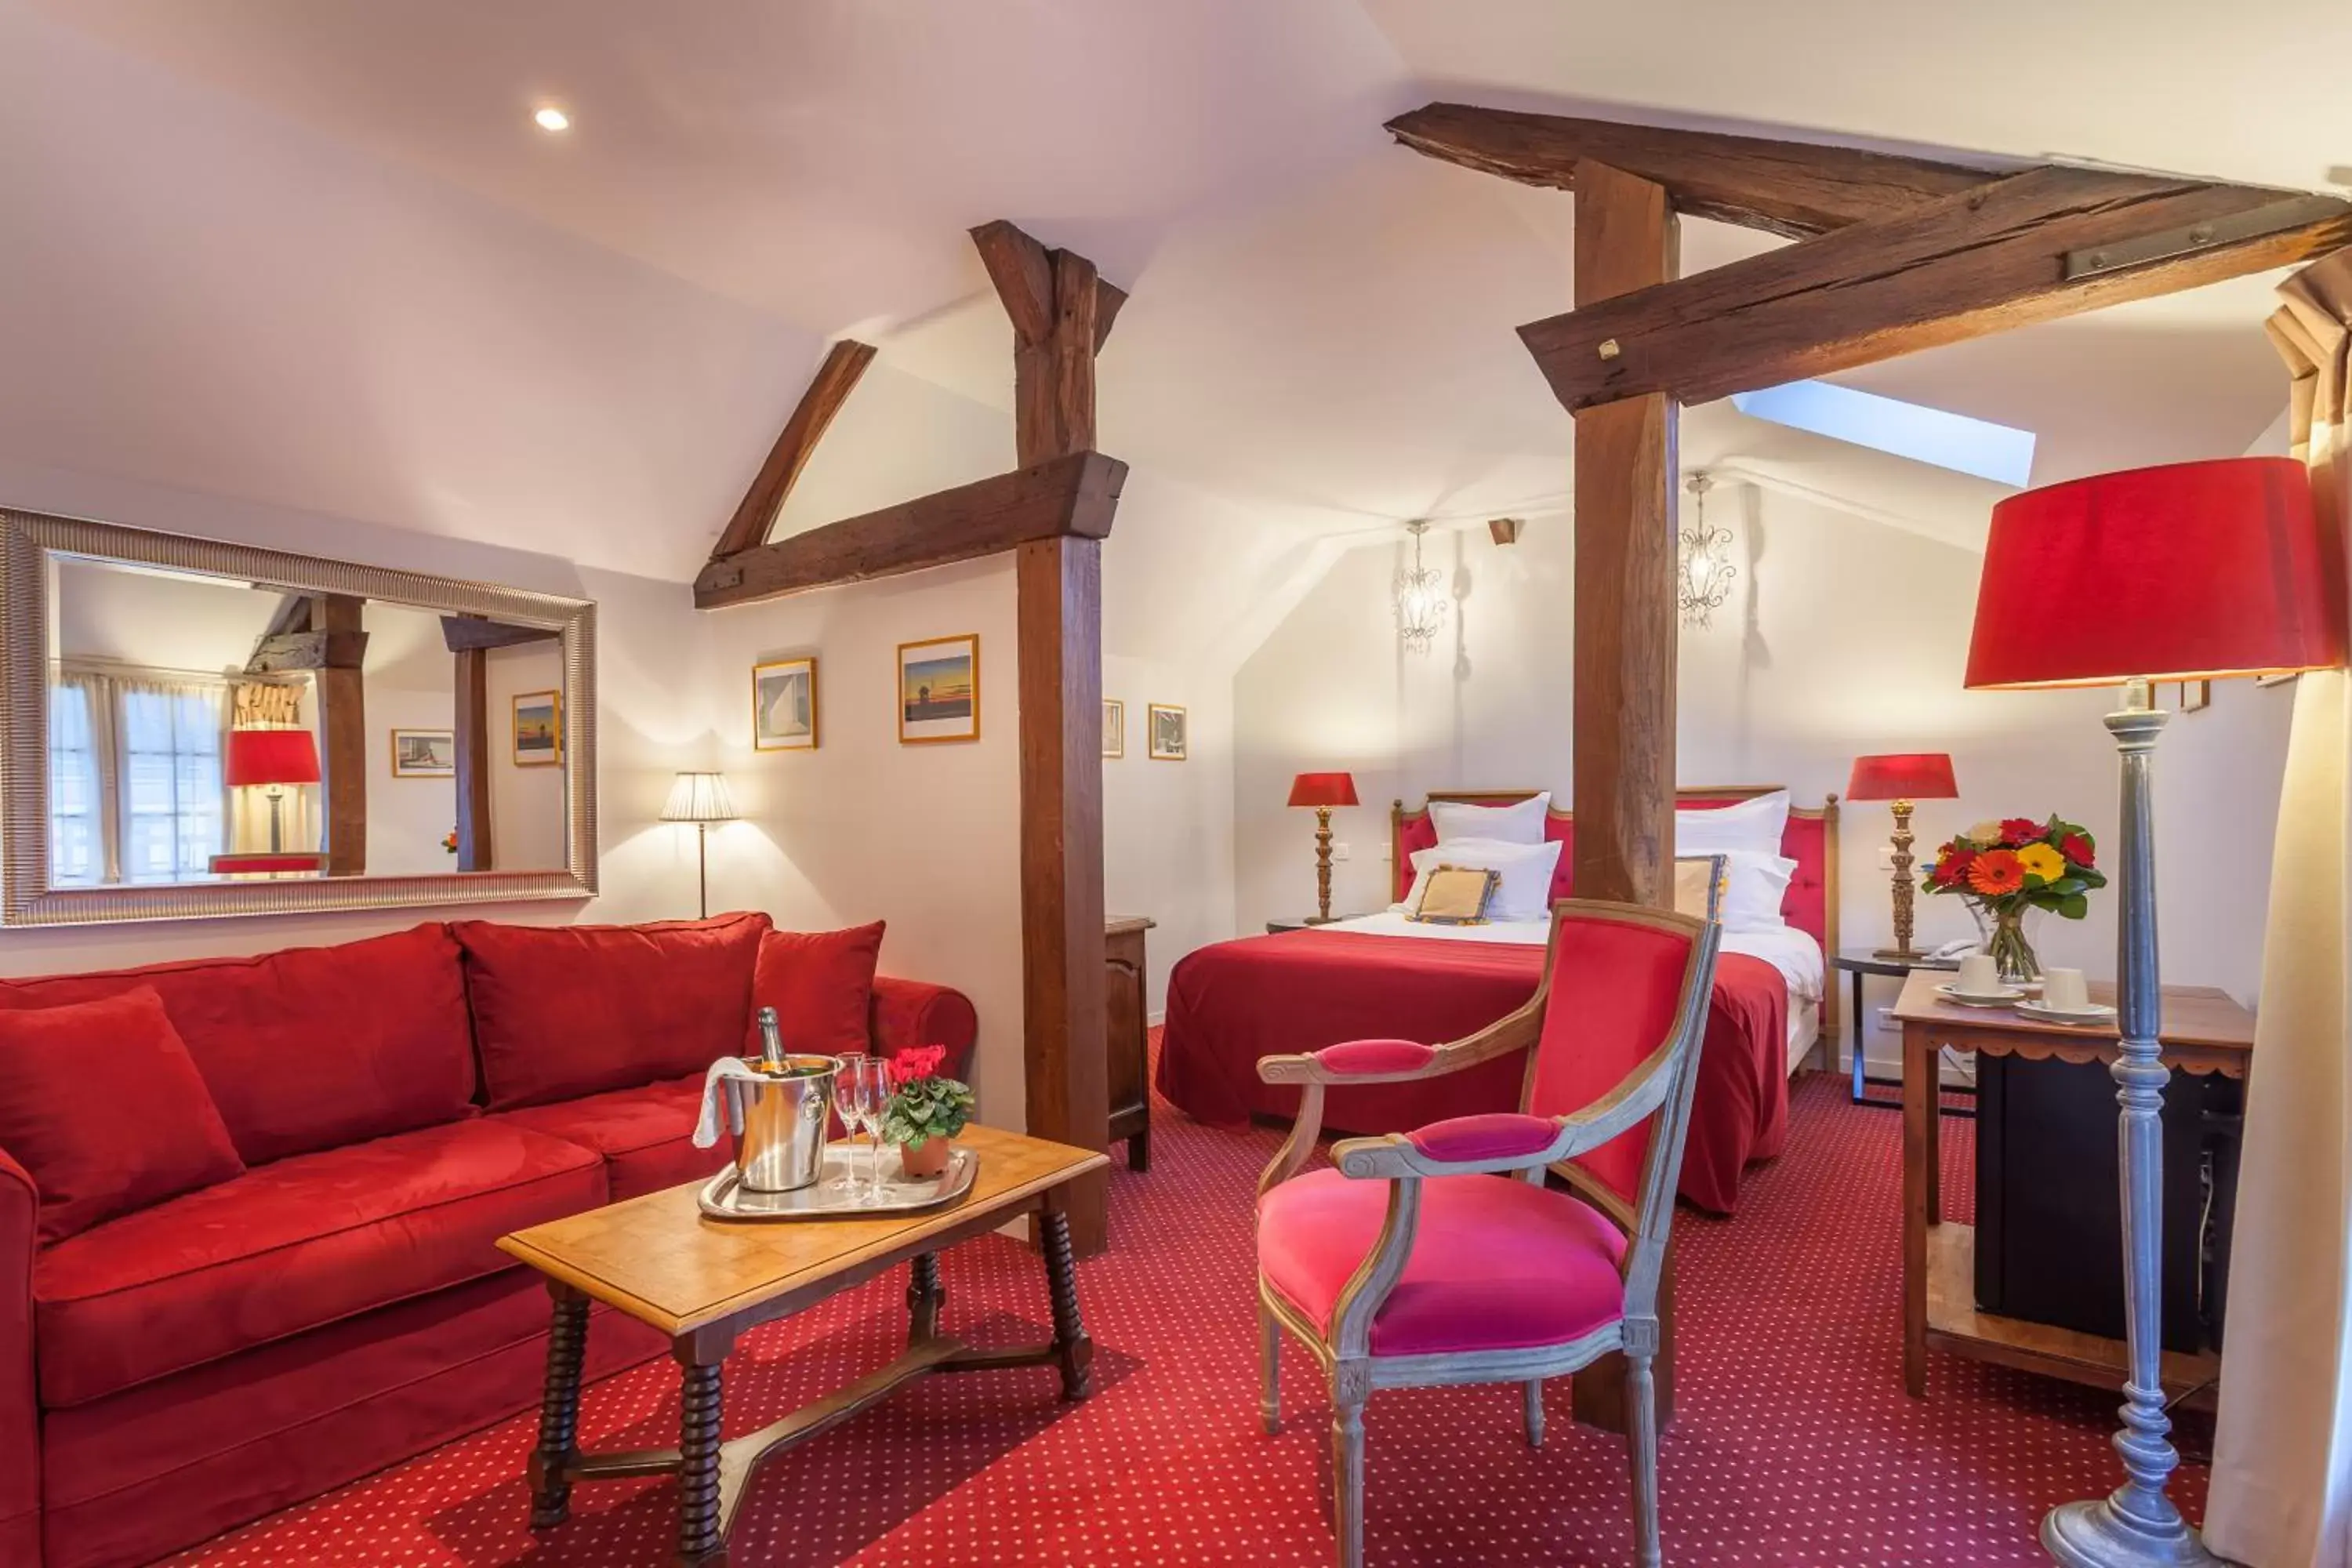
[1522,912,1701,1208]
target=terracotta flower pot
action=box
[897,1137,952,1181]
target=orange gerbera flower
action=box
[1966,848,2027,897]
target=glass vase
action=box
[1968,901,2044,985]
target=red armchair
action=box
[1254,880,1724,1568]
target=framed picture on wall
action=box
[390,728,456,779]
[1148,702,1187,761]
[1102,699,1124,759]
[753,656,818,751]
[898,634,979,744]
[512,690,562,767]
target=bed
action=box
[1156,786,1839,1214]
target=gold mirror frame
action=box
[1,508,598,925]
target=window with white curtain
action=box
[48,680,102,887]
[49,673,227,885]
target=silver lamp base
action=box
[2043,1497,2222,1567]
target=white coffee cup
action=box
[2042,967,2091,1013]
[1955,953,2002,996]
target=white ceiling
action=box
[4,0,2337,603]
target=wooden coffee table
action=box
[497,1123,1109,1566]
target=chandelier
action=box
[1678,473,1737,629]
[1394,521,1448,653]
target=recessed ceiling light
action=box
[533,106,570,132]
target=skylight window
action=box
[1730,380,2036,488]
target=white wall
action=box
[1232,482,2289,1065]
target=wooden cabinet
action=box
[1105,916,1153,1171]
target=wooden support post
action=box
[977,218,1115,1256]
[454,646,491,872]
[314,593,368,878]
[1568,158,1681,1436]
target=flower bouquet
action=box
[1922,815,2105,983]
[878,1044,975,1181]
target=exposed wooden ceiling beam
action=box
[693,449,1127,609]
[1386,102,2001,239]
[1520,167,2352,413]
[971,218,1129,354]
[440,615,560,654]
[709,338,878,562]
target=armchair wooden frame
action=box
[1254,888,1724,1568]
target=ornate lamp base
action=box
[2043,1497,2221,1568]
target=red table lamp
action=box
[1287,771,1359,924]
[1845,753,1959,960]
[1967,456,2342,1568]
[223,728,321,854]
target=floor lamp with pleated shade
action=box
[1965,456,2344,1567]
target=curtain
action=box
[231,679,301,728]
[2208,246,2352,1566]
[49,670,228,886]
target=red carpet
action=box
[162,1063,2206,1566]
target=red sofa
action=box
[0,911,976,1568]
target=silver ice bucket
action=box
[728,1054,839,1193]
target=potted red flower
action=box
[1921,814,2106,983]
[878,1044,975,1181]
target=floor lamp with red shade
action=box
[1965,456,2344,1568]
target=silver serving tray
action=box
[698,1144,978,1221]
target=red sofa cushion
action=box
[0,924,477,1166]
[492,1073,730,1201]
[33,1119,602,1409]
[748,921,884,1058]
[0,989,244,1244]
[456,911,770,1110]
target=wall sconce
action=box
[1678,472,1737,629]
[1394,521,1447,654]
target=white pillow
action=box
[1675,789,1791,855]
[1718,851,1798,934]
[1396,837,1563,923]
[1429,792,1551,846]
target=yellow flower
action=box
[2016,843,2065,884]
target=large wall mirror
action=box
[2,509,597,925]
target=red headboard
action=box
[1390,786,1841,960]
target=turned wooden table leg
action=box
[528,1283,590,1529]
[675,1346,727,1566]
[1039,1207,1095,1400]
[908,1251,945,1343]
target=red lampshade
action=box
[224,728,321,787]
[1966,456,2343,689]
[1846,753,1958,802]
[1287,771,1360,809]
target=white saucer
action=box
[2015,1000,2117,1026]
[1936,982,2026,1007]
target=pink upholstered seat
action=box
[1258,1169,1626,1357]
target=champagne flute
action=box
[830,1053,872,1194]
[856,1057,891,1203]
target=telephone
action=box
[1926,938,1978,961]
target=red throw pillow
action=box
[456,912,771,1109]
[750,922,885,1059]
[0,988,244,1243]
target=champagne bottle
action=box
[756,1006,785,1073]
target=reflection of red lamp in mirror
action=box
[224,728,320,854]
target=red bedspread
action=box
[1156,929,1790,1214]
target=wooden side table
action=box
[1829,948,1958,1105]
[1105,916,1154,1171]
[1889,971,2252,1401]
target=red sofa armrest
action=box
[0,1149,39,1562]
[868,976,978,1084]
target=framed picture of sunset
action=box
[898,634,979,744]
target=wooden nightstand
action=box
[1105,917,1154,1172]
